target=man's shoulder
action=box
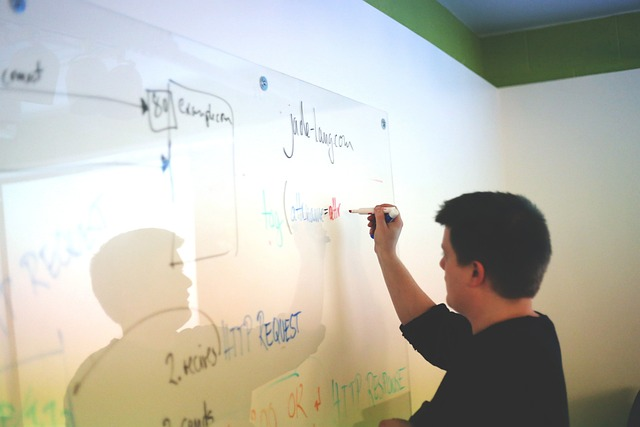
[481,313,559,342]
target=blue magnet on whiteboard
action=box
[10,0,26,13]
[260,76,268,91]
[381,118,387,130]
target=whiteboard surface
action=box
[0,1,409,425]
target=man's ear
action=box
[470,261,486,286]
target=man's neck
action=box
[469,297,537,334]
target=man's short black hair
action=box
[435,192,552,299]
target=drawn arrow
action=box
[161,136,172,172]
[0,87,149,115]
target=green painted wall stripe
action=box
[365,1,640,87]
[482,12,640,86]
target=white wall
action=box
[500,69,640,426]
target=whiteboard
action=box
[0,1,409,426]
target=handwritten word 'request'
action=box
[257,310,302,350]
[285,101,354,164]
[219,310,304,359]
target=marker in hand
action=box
[349,207,399,222]
[350,206,399,238]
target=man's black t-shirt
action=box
[401,304,569,427]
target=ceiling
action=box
[435,0,640,36]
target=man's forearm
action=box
[376,251,436,325]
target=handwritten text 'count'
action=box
[1,61,44,87]
[285,101,354,164]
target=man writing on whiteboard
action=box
[368,192,569,427]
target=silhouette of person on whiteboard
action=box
[65,227,326,426]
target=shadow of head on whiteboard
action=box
[66,227,327,426]
[90,228,193,336]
